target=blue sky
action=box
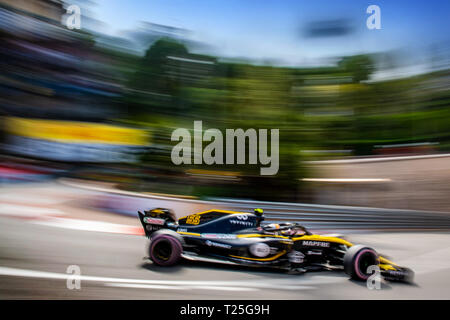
[90,0,450,66]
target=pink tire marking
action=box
[354,249,377,280]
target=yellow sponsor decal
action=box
[176,231,201,237]
[229,250,287,261]
[379,256,399,267]
[4,117,149,146]
[379,264,397,271]
[292,234,353,247]
[236,234,290,239]
[178,209,247,221]
[186,214,201,225]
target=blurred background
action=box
[1,0,449,211]
[2,0,450,301]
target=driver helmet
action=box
[254,208,264,216]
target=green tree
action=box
[338,54,374,83]
[127,38,189,116]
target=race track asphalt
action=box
[1,215,450,299]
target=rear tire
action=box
[344,245,378,281]
[149,234,183,266]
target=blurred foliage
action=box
[338,54,374,83]
[117,38,450,201]
[2,4,448,204]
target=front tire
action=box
[149,233,183,266]
[344,245,378,281]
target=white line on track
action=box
[301,178,391,183]
[0,203,141,235]
[33,217,141,235]
[104,283,188,290]
[104,283,258,291]
[305,153,450,164]
[0,204,63,217]
[0,193,63,205]
[0,266,323,292]
[192,285,259,291]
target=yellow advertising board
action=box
[4,117,149,146]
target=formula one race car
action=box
[138,207,414,282]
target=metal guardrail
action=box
[61,179,450,232]
[213,198,450,231]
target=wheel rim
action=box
[357,251,377,277]
[154,240,173,261]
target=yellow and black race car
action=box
[138,207,414,282]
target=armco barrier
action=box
[214,198,450,231]
[61,179,450,231]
